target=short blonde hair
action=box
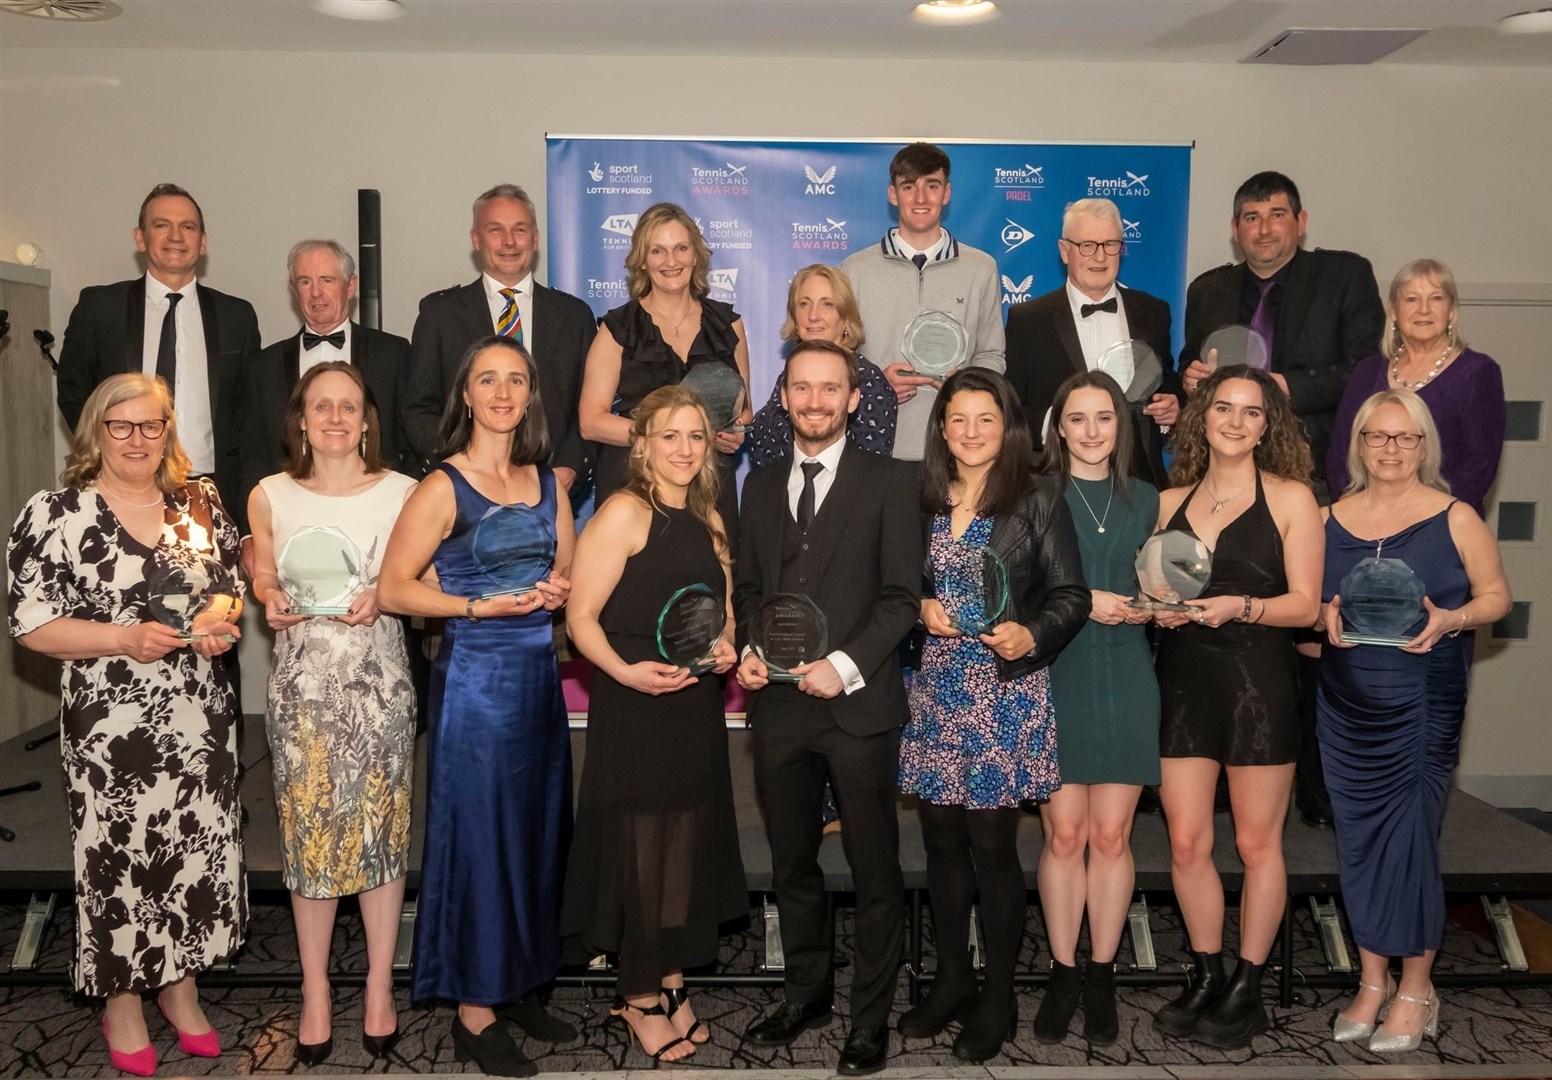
[625,203,711,300]
[1342,389,1449,496]
[1061,197,1122,237]
[778,264,866,349]
[1382,258,1467,361]
[61,373,191,491]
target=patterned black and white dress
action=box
[6,480,247,997]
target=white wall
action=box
[3,45,1551,789]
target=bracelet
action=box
[1235,594,1253,623]
[465,597,480,623]
[1448,611,1467,638]
[1253,598,1265,624]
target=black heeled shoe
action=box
[610,996,694,1061]
[662,985,710,1044]
[1193,957,1269,1048]
[362,1024,401,1058]
[452,1014,537,1078]
[1032,959,1081,1043]
[1154,950,1226,1036]
[897,972,977,1038]
[294,1035,333,1067]
[952,990,1017,1063]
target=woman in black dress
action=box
[1150,366,1323,1048]
[563,384,747,1062]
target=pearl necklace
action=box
[95,480,165,509]
[1390,342,1451,390]
[1071,474,1114,533]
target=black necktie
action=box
[303,330,346,351]
[155,292,182,387]
[911,253,927,271]
[797,459,823,532]
[1080,297,1118,318]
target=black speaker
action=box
[358,189,382,330]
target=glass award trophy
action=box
[146,551,239,642]
[1201,325,1270,372]
[471,503,555,598]
[276,525,364,616]
[1339,557,1427,646]
[750,593,829,683]
[679,362,750,433]
[1128,530,1214,611]
[936,542,1011,636]
[901,310,969,378]
[656,583,727,675]
[1096,339,1165,404]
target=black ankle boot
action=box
[1031,960,1081,1043]
[1193,957,1269,1048]
[1153,951,1226,1036]
[952,987,1016,1062]
[1082,959,1119,1046]
[897,970,977,1038]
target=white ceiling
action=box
[1,0,1550,65]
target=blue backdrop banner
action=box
[545,135,1192,409]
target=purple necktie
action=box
[1248,277,1276,369]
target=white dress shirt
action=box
[892,228,949,265]
[482,272,534,339]
[299,319,352,375]
[141,273,214,474]
[784,434,865,694]
[1066,280,1132,369]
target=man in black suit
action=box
[1004,197,1180,486]
[735,340,922,1077]
[403,183,595,487]
[240,239,414,508]
[58,182,261,534]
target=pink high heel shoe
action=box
[156,994,221,1058]
[102,1015,156,1077]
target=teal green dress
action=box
[1049,475,1161,786]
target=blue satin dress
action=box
[411,464,572,1005]
[1317,505,1469,957]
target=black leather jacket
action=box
[921,472,1091,681]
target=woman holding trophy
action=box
[561,384,746,1061]
[899,367,1088,1062]
[7,373,244,1076]
[247,361,418,1063]
[1317,390,1509,1052]
[1149,365,1323,1048]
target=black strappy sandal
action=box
[610,996,695,1060]
[662,985,711,1044]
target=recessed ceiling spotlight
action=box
[312,0,404,21]
[911,0,999,26]
[1499,8,1552,33]
[0,0,122,21]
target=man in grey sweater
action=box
[841,142,1005,463]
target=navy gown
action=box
[412,463,573,1005]
[1317,506,1469,957]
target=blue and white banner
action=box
[546,136,1191,406]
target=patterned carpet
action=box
[2,887,1549,1076]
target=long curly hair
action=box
[1168,364,1312,487]
[622,384,727,560]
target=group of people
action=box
[5,141,1512,1077]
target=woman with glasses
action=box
[1317,390,1509,1053]
[7,374,245,1076]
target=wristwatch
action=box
[465,597,480,622]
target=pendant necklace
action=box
[1390,342,1450,390]
[1072,474,1114,533]
[1205,479,1245,515]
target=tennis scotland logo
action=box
[1001,274,1034,306]
[993,163,1044,202]
[1087,171,1151,197]
[1123,217,1143,241]
[803,164,838,196]
[691,163,750,196]
[1001,220,1035,254]
[586,277,630,301]
[790,218,849,251]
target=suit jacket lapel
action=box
[757,463,789,593]
[1275,251,1316,364]
[195,284,222,423]
[348,322,369,373]
[987,506,1030,564]
[283,335,302,390]
[530,283,550,359]
[1050,300,1085,374]
[125,277,147,372]
[1119,288,1152,344]
[460,279,492,339]
[811,445,863,579]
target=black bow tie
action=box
[303,330,346,350]
[1080,297,1118,318]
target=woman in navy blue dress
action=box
[379,337,577,1077]
[1317,390,1509,1053]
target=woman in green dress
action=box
[1033,370,1160,1046]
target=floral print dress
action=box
[6,480,246,996]
[900,514,1060,809]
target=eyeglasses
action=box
[102,419,168,440]
[1061,238,1124,257]
[1360,430,1423,450]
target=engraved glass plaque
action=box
[1201,325,1270,372]
[679,361,750,433]
[1339,557,1427,647]
[276,525,364,616]
[656,583,727,674]
[1129,530,1214,611]
[936,542,1011,636]
[750,593,829,683]
[901,310,970,378]
[146,551,238,641]
[1096,339,1165,403]
[471,503,555,598]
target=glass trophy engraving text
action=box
[1128,530,1213,612]
[901,310,969,378]
[937,542,1011,636]
[277,525,364,616]
[750,593,829,683]
[679,362,750,433]
[1201,325,1270,372]
[656,583,726,675]
[1339,557,1427,647]
[471,503,555,598]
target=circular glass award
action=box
[471,503,556,598]
[937,542,1011,636]
[1129,530,1213,611]
[901,310,969,378]
[656,583,727,674]
[1096,339,1165,403]
[146,550,238,641]
[750,593,829,683]
[679,361,749,433]
[1339,557,1427,646]
[276,525,364,616]
[1201,325,1270,372]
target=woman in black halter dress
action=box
[1149,366,1324,1049]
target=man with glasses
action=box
[1005,197,1179,486]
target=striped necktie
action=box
[496,287,524,344]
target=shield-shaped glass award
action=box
[146,550,239,642]
[1201,325,1270,372]
[679,362,750,433]
[471,503,555,598]
[936,542,1011,636]
[751,593,829,683]
[901,310,970,378]
[1339,557,1427,646]
[656,583,727,675]
[1096,339,1165,404]
[1128,530,1214,611]
[276,525,364,616]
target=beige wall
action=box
[2,45,1550,793]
